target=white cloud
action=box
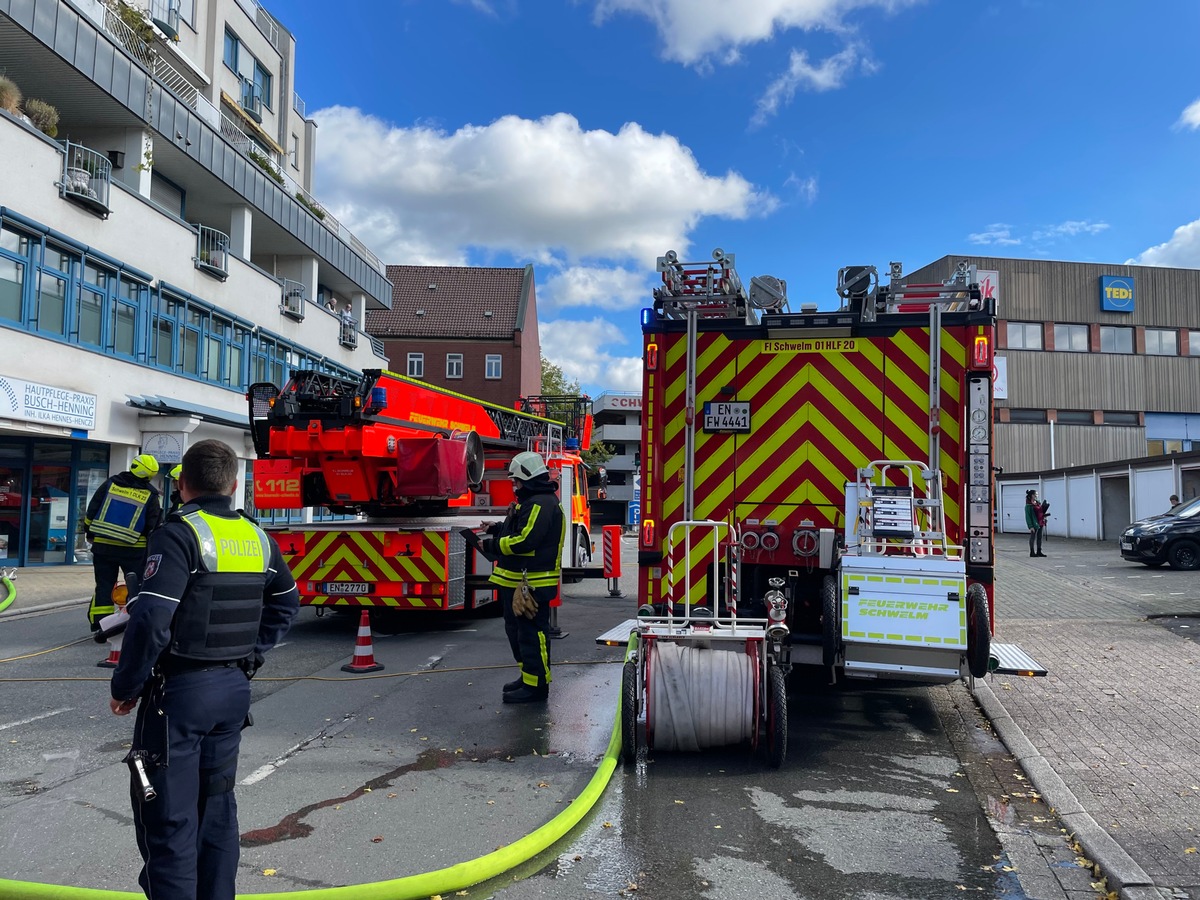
[592,0,919,67]
[752,44,865,125]
[1127,219,1200,268]
[1030,220,1109,242]
[967,224,1021,246]
[312,107,776,268]
[783,172,818,204]
[541,317,643,392]
[541,266,650,312]
[1175,98,1200,131]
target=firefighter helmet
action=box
[170,464,182,480]
[508,451,548,481]
[130,455,159,480]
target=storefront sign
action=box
[142,433,186,465]
[597,394,642,412]
[1100,275,1135,312]
[0,375,96,430]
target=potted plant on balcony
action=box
[23,99,59,138]
[0,76,21,116]
[199,247,227,270]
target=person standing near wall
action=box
[84,454,162,630]
[1025,489,1046,558]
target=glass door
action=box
[0,464,25,565]
[28,442,73,565]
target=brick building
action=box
[365,264,542,406]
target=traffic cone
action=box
[97,637,121,669]
[341,610,384,673]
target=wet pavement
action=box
[3,533,1200,898]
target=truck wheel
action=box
[621,660,639,764]
[966,583,991,679]
[821,575,839,668]
[766,664,787,769]
[576,529,592,566]
[1168,540,1200,571]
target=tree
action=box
[539,356,613,469]
[541,356,580,396]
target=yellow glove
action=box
[512,581,538,620]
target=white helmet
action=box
[509,451,548,481]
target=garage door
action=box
[999,482,1037,534]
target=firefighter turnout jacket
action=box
[488,474,566,589]
[111,495,299,700]
[84,471,162,548]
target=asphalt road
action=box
[0,542,1079,899]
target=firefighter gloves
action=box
[512,581,538,620]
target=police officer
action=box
[84,454,162,630]
[109,439,298,900]
[482,451,565,704]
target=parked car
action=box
[1120,497,1200,570]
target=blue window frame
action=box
[254,62,273,112]
[0,222,32,324]
[223,28,239,72]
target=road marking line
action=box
[0,707,72,731]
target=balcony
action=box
[280,279,306,320]
[339,316,358,349]
[239,78,263,124]
[149,0,180,41]
[59,142,112,218]
[194,225,230,280]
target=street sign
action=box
[627,501,640,527]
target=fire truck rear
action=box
[636,250,1044,682]
[247,369,603,612]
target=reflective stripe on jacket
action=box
[168,508,273,662]
[88,483,154,546]
[489,485,566,589]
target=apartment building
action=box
[590,391,641,528]
[0,0,392,566]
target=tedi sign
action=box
[1100,275,1135,313]
[0,375,97,430]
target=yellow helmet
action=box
[170,464,182,480]
[130,454,159,479]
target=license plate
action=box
[323,582,369,595]
[1120,540,1133,551]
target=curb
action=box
[974,679,1161,900]
[0,597,90,620]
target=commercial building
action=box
[590,391,641,527]
[0,0,391,567]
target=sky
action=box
[275,0,1200,397]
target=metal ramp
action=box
[988,642,1047,677]
[597,618,639,646]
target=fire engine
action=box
[246,369,605,612]
[606,249,1044,767]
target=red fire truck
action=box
[247,369,603,612]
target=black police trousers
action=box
[500,583,555,690]
[131,666,250,900]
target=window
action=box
[1190,331,1200,356]
[485,354,502,379]
[1148,439,1184,456]
[1008,409,1047,423]
[1053,323,1088,352]
[1104,411,1139,426]
[1099,325,1133,354]
[226,326,248,388]
[36,271,67,336]
[254,62,273,111]
[290,134,299,170]
[407,352,424,378]
[0,234,25,323]
[1006,321,1042,349]
[1145,328,1178,356]
[446,353,463,379]
[77,287,104,347]
[1055,410,1093,425]
[223,29,239,71]
[152,297,176,369]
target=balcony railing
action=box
[239,78,263,124]
[60,143,113,218]
[338,316,358,349]
[149,0,180,40]
[292,91,306,119]
[280,279,306,320]
[195,225,230,280]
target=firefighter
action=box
[109,439,298,900]
[482,450,566,704]
[166,464,183,515]
[83,454,162,631]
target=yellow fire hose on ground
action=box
[0,635,637,900]
[0,570,16,614]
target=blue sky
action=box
[277,0,1200,396]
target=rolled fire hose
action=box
[648,640,754,751]
[0,574,15,614]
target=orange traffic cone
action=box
[97,642,120,669]
[341,610,384,673]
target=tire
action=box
[821,575,839,668]
[621,660,638,764]
[966,583,991,679]
[766,664,787,769]
[576,529,592,567]
[1167,540,1200,571]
